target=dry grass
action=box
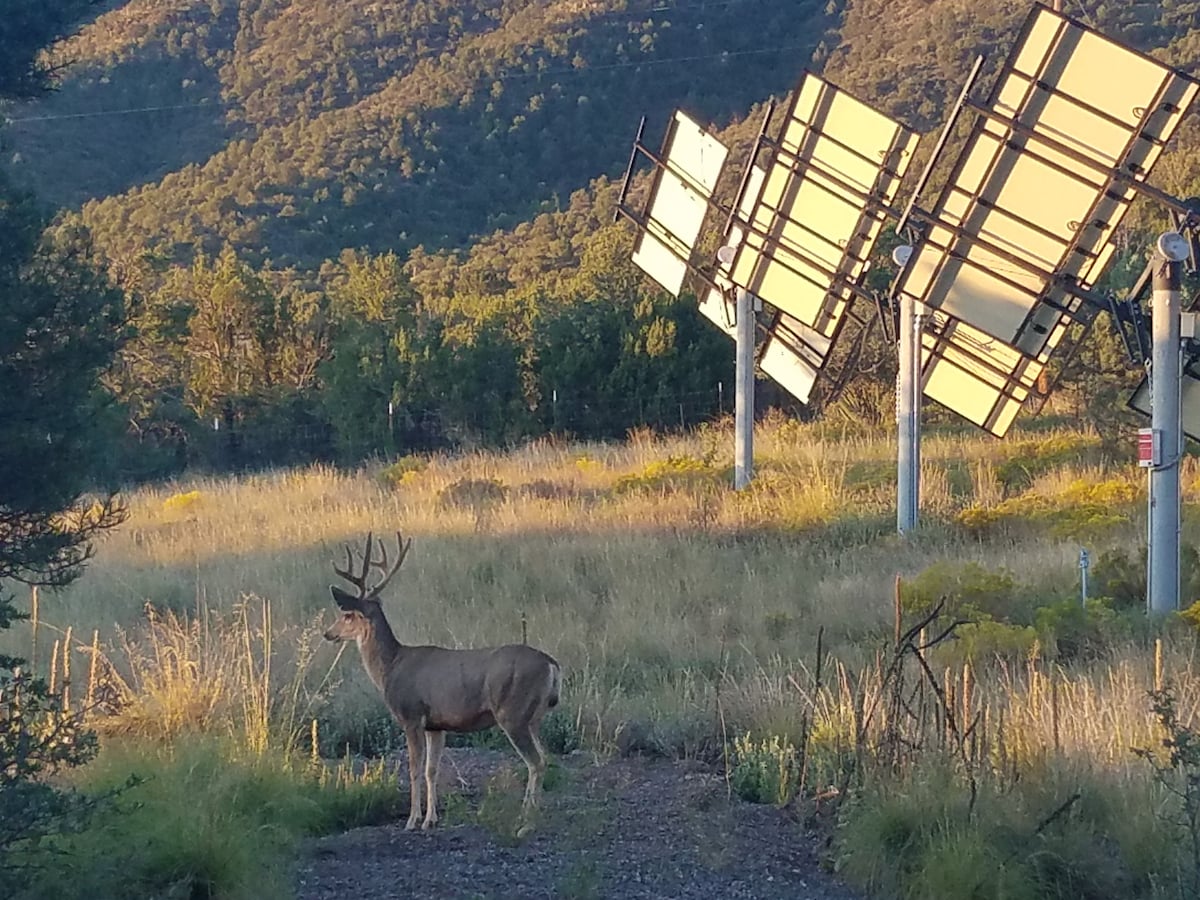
[7,416,1199,897]
[4,417,1191,788]
[1,418,1148,647]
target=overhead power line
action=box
[4,40,808,126]
[6,100,217,124]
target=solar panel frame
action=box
[758,302,849,405]
[629,110,730,297]
[893,4,1197,435]
[896,6,1197,357]
[1129,365,1200,443]
[694,90,909,408]
[919,307,1094,436]
[723,73,919,338]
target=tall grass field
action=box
[7,414,1200,899]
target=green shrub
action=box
[1092,544,1200,612]
[315,704,401,758]
[1034,598,1130,663]
[0,666,101,898]
[437,477,508,509]
[517,479,574,501]
[995,433,1105,492]
[540,708,583,756]
[836,763,1172,900]
[902,561,1143,664]
[806,710,857,789]
[379,454,427,488]
[901,561,1026,623]
[612,455,723,494]
[18,738,402,900]
[730,732,799,806]
[764,610,797,642]
[843,460,894,492]
[1134,687,1200,895]
[1089,546,1147,609]
[944,619,1040,666]
[957,478,1136,540]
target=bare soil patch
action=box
[295,749,861,900]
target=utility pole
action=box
[1147,231,1189,614]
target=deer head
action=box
[323,531,411,643]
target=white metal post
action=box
[734,287,755,490]
[897,292,921,533]
[1148,232,1188,615]
[1079,548,1090,607]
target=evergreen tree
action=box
[0,186,127,591]
[0,2,125,889]
[0,0,121,598]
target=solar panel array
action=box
[893,4,1198,435]
[725,74,918,338]
[630,74,918,404]
[621,3,1198,437]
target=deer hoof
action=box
[405,817,420,831]
[421,817,438,830]
[516,822,536,839]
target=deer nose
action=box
[323,625,339,642]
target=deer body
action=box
[324,533,561,831]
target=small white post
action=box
[1079,548,1090,607]
[734,287,755,490]
[1148,231,1188,615]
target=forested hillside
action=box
[6,0,834,266]
[2,0,1199,475]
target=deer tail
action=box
[547,660,562,709]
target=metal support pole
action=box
[897,292,922,533]
[734,288,755,490]
[1148,232,1188,615]
[1079,548,1090,607]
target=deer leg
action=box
[403,726,426,831]
[422,730,445,830]
[498,720,547,812]
[527,715,551,809]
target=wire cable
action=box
[5,35,808,125]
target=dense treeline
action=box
[103,202,731,475]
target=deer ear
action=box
[330,585,360,611]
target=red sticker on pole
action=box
[1138,428,1161,468]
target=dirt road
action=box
[295,750,861,900]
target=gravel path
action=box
[295,750,861,900]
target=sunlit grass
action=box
[5,418,1159,682]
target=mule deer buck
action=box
[323,532,561,831]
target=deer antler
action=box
[332,531,411,600]
[369,531,411,597]
[333,530,374,596]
